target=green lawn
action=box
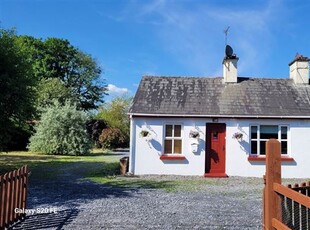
[0,150,121,184]
[0,150,118,174]
[0,150,213,193]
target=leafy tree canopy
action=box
[16,36,108,111]
[36,78,77,109]
[0,29,37,150]
[0,27,108,150]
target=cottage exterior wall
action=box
[129,117,310,178]
[130,117,208,176]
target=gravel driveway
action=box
[12,155,264,230]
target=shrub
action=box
[86,119,107,147]
[99,127,125,149]
[28,101,91,155]
[96,96,131,148]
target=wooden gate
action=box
[263,139,310,229]
[0,165,30,229]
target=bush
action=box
[28,101,91,155]
[96,96,131,148]
[86,119,107,148]
[99,128,126,149]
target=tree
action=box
[36,78,77,109]
[97,96,132,148]
[0,28,107,150]
[28,101,91,155]
[0,29,36,150]
[16,36,108,111]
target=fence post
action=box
[264,139,282,230]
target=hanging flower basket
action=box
[140,130,150,138]
[189,130,200,139]
[232,132,243,140]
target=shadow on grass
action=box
[0,154,60,175]
[12,208,79,230]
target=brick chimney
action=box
[289,54,309,84]
[223,56,238,83]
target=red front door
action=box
[205,123,227,177]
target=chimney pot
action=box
[289,54,309,84]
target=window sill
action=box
[160,155,186,160]
[248,156,295,162]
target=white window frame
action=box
[163,124,183,155]
[250,124,289,156]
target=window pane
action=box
[281,141,287,154]
[260,141,266,155]
[165,125,173,137]
[164,140,172,153]
[251,126,258,139]
[213,132,218,140]
[174,140,182,154]
[260,126,278,139]
[251,141,257,154]
[174,125,181,137]
[281,126,287,139]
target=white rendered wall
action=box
[130,117,310,178]
[131,118,209,176]
[223,119,310,178]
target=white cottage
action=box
[128,54,310,178]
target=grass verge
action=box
[0,150,120,179]
[0,151,257,194]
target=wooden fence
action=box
[0,165,30,229]
[263,139,310,230]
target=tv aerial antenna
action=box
[224,26,230,46]
[223,26,236,59]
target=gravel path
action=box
[12,156,264,229]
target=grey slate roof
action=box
[129,76,310,117]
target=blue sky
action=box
[1,0,310,100]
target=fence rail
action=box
[0,165,30,229]
[263,139,310,230]
[280,182,310,230]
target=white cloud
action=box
[107,84,130,95]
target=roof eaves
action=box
[128,112,310,119]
